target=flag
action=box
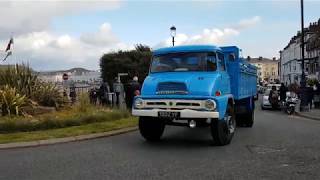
[3,51,12,62]
[5,37,13,52]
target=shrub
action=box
[0,85,29,116]
[75,92,91,113]
[0,64,64,109]
[307,78,318,86]
[32,81,64,108]
[100,44,152,86]
[0,64,37,98]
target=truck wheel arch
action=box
[216,95,234,120]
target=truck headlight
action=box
[134,98,144,109]
[204,99,216,111]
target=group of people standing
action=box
[268,82,320,109]
[88,76,141,109]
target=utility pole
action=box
[300,0,309,111]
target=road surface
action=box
[0,105,320,180]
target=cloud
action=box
[80,23,119,46]
[0,23,133,70]
[235,16,261,30]
[156,16,261,48]
[0,0,121,39]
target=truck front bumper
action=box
[132,109,219,119]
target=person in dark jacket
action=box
[269,85,279,109]
[307,85,314,109]
[279,83,287,102]
[69,86,76,104]
[314,82,320,108]
[125,76,141,108]
[99,82,110,105]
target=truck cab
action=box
[132,45,257,145]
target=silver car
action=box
[261,89,272,109]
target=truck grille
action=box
[156,82,188,95]
[143,99,203,110]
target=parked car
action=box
[267,84,281,91]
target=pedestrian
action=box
[99,82,110,105]
[307,84,314,109]
[125,76,141,109]
[314,81,320,108]
[269,85,279,110]
[89,88,98,105]
[69,86,77,104]
[279,83,287,103]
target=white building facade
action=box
[280,19,320,85]
[39,69,101,84]
[280,37,303,85]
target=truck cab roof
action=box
[153,45,222,56]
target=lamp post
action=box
[170,26,176,46]
[300,0,308,111]
[301,0,306,85]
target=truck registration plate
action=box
[158,111,180,119]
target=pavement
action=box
[296,108,320,121]
[0,101,320,180]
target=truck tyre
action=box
[139,117,165,141]
[244,110,254,127]
[244,97,255,127]
[211,104,236,146]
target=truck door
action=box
[217,52,230,95]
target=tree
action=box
[100,44,152,86]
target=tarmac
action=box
[0,127,138,150]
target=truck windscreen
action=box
[150,52,217,73]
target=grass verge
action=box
[0,107,130,133]
[0,117,138,144]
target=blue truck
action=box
[132,45,257,145]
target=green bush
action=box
[0,64,37,98]
[32,81,63,108]
[100,44,152,86]
[307,78,318,86]
[0,85,29,116]
[0,64,64,110]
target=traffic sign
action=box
[62,73,69,81]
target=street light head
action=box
[170,26,176,37]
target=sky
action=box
[0,0,319,71]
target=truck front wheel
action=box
[211,104,236,146]
[139,117,165,141]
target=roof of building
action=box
[282,18,320,51]
[248,57,279,64]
